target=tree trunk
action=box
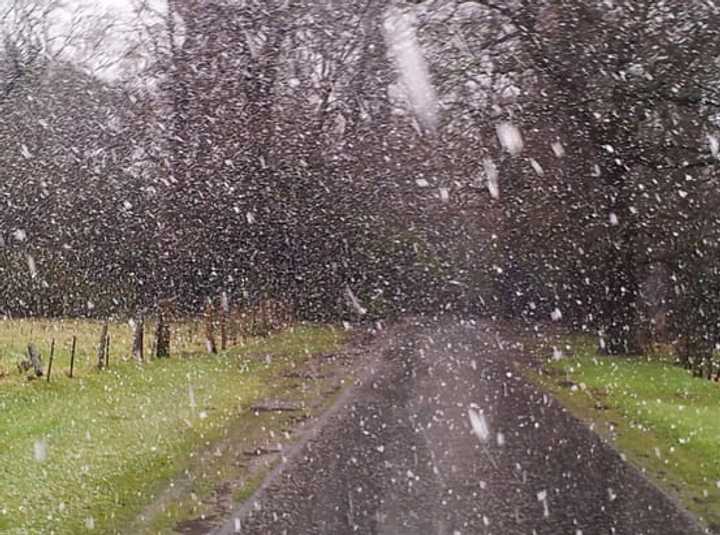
[601,269,640,354]
[204,299,217,354]
[600,221,641,355]
[687,333,713,378]
[229,306,238,346]
[705,354,714,381]
[132,315,144,362]
[676,335,691,368]
[255,300,269,337]
[96,322,109,369]
[155,311,170,358]
[250,304,259,337]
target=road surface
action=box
[214,319,707,535]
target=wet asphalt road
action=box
[214,319,707,535]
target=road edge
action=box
[211,321,403,535]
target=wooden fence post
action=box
[68,336,76,378]
[97,322,108,370]
[46,338,55,382]
[132,315,144,362]
[219,293,228,351]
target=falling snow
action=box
[468,407,490,442]
[496,122,524,155]
[551,141,566,157]
[483,158,499,199]
[385,7,439,132]
[0,2,715,533]
[33,440,47,462]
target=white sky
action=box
[54,0,166,79]
[87,0,135,15]
[99,0,133,8]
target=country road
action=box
[214,319,707,535]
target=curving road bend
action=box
[214,319,708,535]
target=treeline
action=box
[2,0,720,363]
[482,1,720,358]
[0,1,477,321]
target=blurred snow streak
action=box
[384,7,439,133]
[468,407,490,442]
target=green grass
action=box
[530,338,720,531]
[0,320,344,534]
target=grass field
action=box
[0,319,345,534]
[530,338,720,531]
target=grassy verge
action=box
[0,321,345,534]
[132,325,351,534]
[528,337,720,531]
